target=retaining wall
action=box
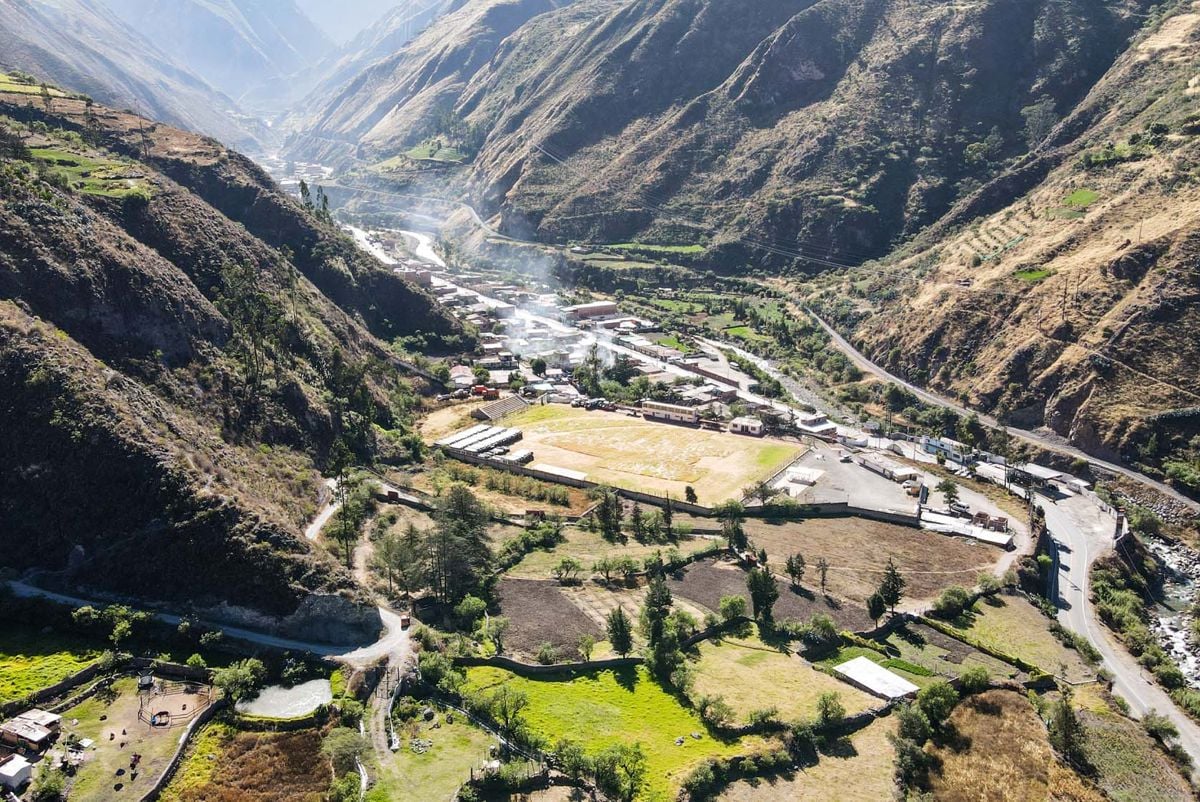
[0,662,104,717]
[452,655,643,674]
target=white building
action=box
[641,400,699,424]
[563,300,619,320]
[0,754,32,790]
[730,416,765,436]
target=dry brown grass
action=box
[742,517,996,603]
[717,716,898,801]
[168,727,330,801]
[926,690,1105,802]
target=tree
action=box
[593,743,647,802]
[1048,690,1087,767]
[530,356,547,376]
[718,594,747,622]
[322,727,367,774]
[30,765,66,802]
[552,557,583,584]
[607,606,634,657]
[212,658,266,703]
[867,591,886,627]
[629,502,646,541]
[555,738,590,781]
[715,500,748,551]
[879,558,905,614]
[785,553,806,587]
[816,691,845,728]
[426,484,492,605]
[488,685,529,736]
[745,480,777,506]
[578,634,595,661]
[816,557,831,594]
[685,485,698,504]
[594,555,617,585]
[916,681,958,726]
[936,478,960,506]
[216,261,284,403]
[640,574,673,645]
[746,567,779,623]
[454,595,487,629]
[931,585,973,619]
[481,616,510,654]
[895,702,930,743]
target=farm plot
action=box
[505,527,715,581]
[497,578,604,658]
[716,716,898,802]
[666,559,872,630]
[0,623,101,704]
[878,622,1021,682]
[160,722,329,802]
[1081,708,1194,802]
[925,690,1104,802]
[59,677,212,800]
[371,706,496,802]
[464,665,762,802]
[742,517,997,603]
[944,594,1094,682]
[502,405,804,505]
[690,627,877,725]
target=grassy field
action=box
[1013,267,1053,282]
[1081,708,1193,802]
[373,706,496,802]
[30,147,149,198]
[741,517,995,603]
[0,73,66,96]
[502,405,803,504]
[160,721,329,801]
[690,627,877,725]
[61,677,211,799]
[1064,188,1099,207]
[716,716,897,801]
[943,595,1093,682]
[401,140,468,163]
[0,624,102,704]
[925,690,1104,802]
[651,332,695,353]
[878,622,1020,682]
[465,666,761,801]
[608,242,705,254]
[505,527,714,581]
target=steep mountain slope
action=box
[283,0,563,163]
[296,0,406,45]
[0,0,265,150]
[0,90,463,640]
[285,0,1154,266]
[99,0,333,114]
[810,1,1200,478]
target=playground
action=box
[57,676,213,799]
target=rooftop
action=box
[833,656,919,699]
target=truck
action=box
[482,388,500,400]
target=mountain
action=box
[810,3,1200,477]
[283,0,1156,263]
[0,0,266,150]
[282,0,562,164]
[0,89,464,640]
[295,0,405,45]
[98,0,334,114]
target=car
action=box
[451,389,471,399]
[436,393,451,402]
[949,502,971,517]
[839,452,852,462]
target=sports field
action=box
[501,405,804,504]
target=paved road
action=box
[7,580,404,667]
[1045,497,1200,770]
[808,311,1200,514]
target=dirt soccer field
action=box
[499,405,805,504]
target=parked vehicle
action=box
[949,502,971,517]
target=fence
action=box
[137,681,215,727]
[138,699,227,802]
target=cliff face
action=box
[285,0,1153,268]
[0,92,462,640]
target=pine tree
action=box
[880,558,906,614]
[606,606,633,657]
[640,575,673,646]
[867,591,886,627]
[785,553,806,587]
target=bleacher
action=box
[471,394,530,421]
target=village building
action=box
[921,435,970,464]
[859,454,920,483]
[729,416,765,436]
[449,365,475,388]
[641,400,699,424]
[796,412,838,437]
[0,754,32,790]
[563,300,620,320]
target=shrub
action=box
[536,643,559,665]
[931,586,973,619]
[916,681,958,725]
[816,691,845,728]
[959,666,990,694]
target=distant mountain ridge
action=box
[99,0,334,115]
[0,0,266,149]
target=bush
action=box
[959,666,990,694]
[930,586,973,619]
[916,681,958,725]
[536,643,559,665]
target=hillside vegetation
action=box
[0,90,464,639]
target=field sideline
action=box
[498,404,805,504]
